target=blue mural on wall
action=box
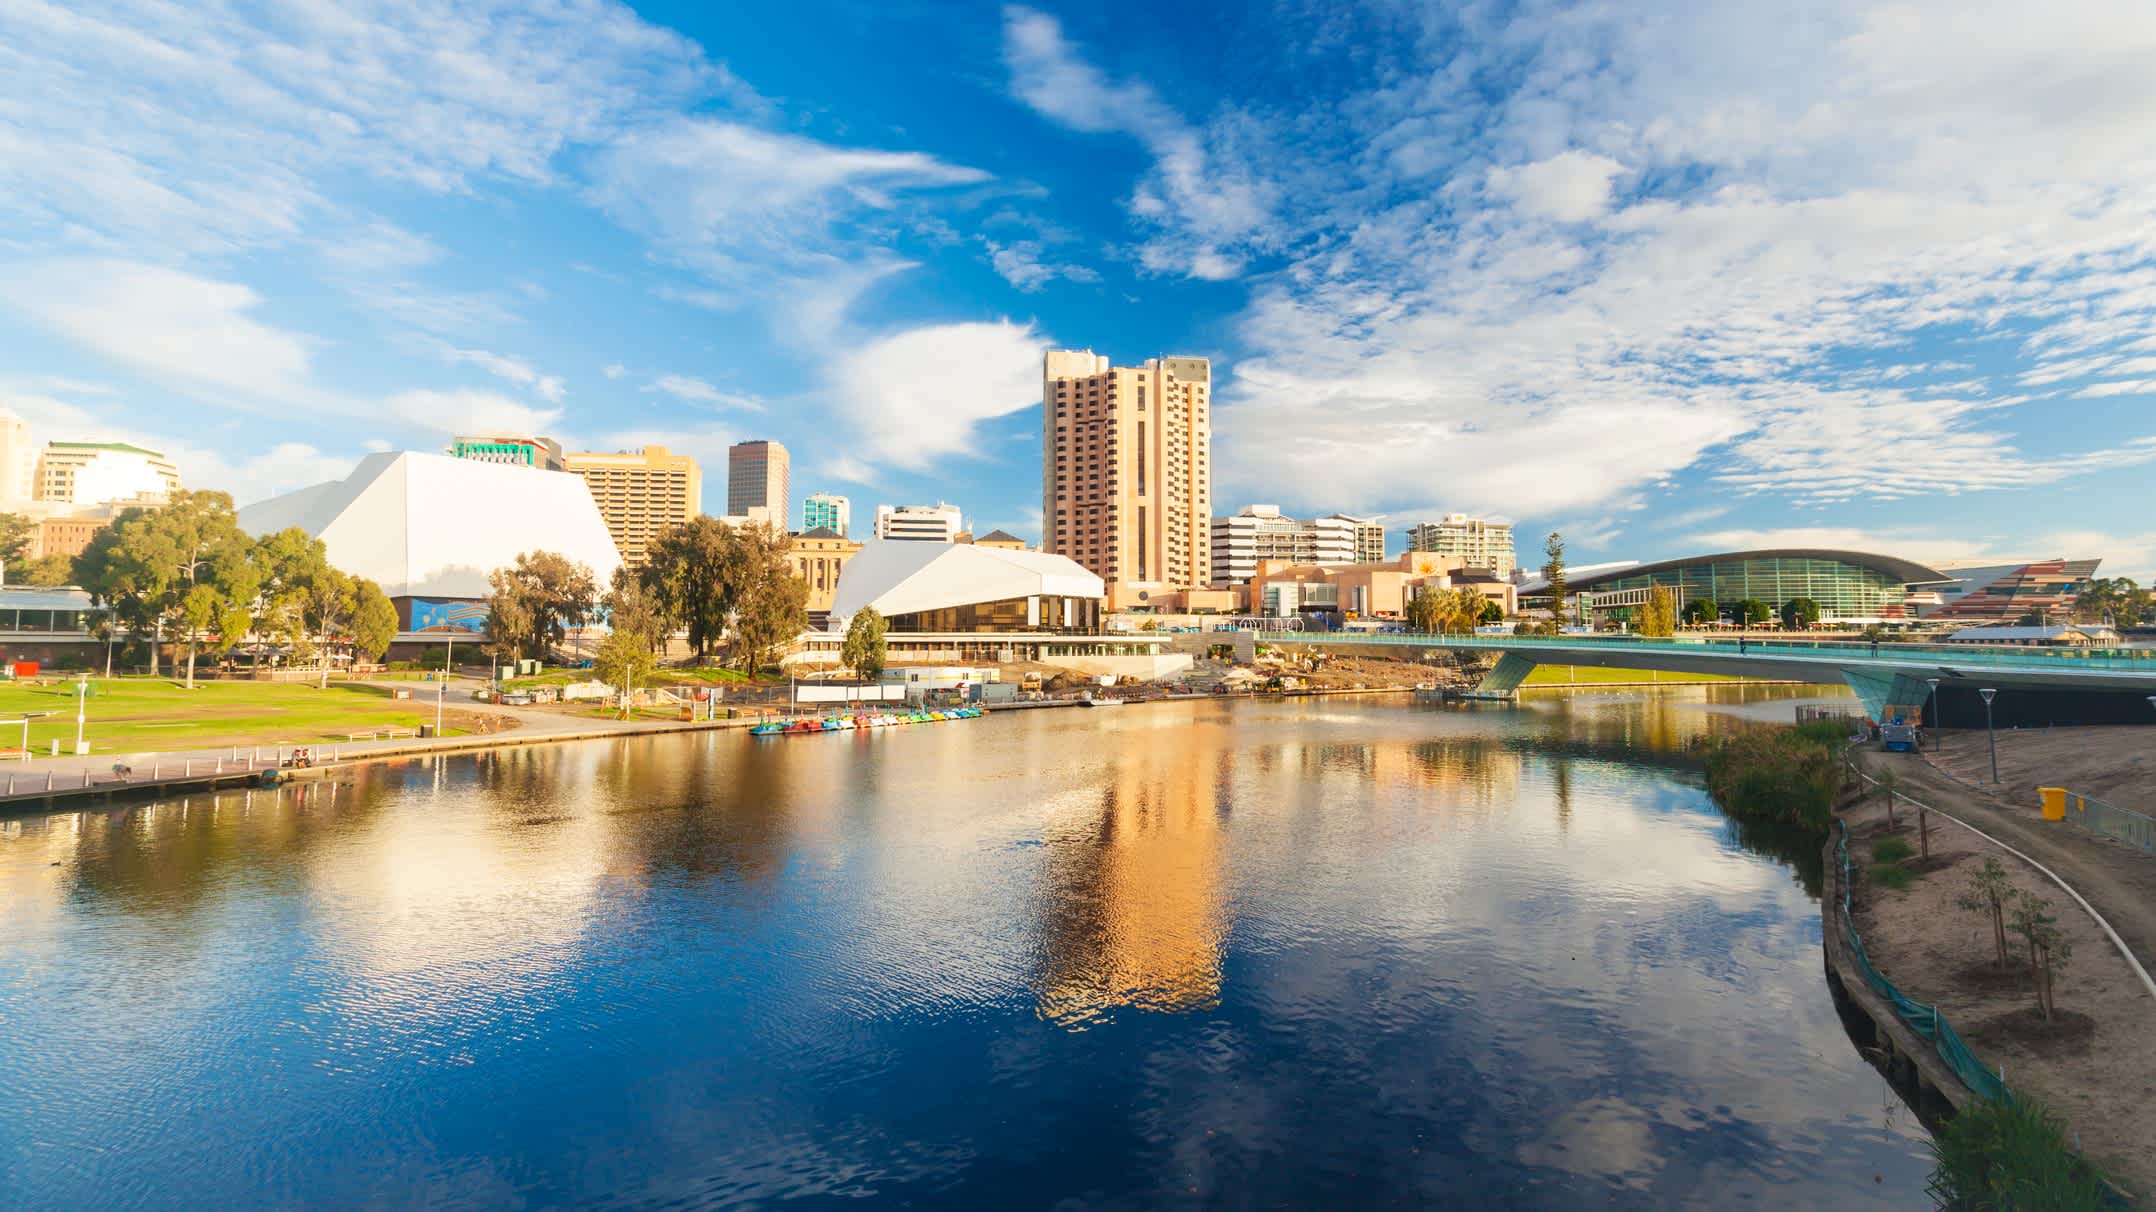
[407,599,489,634]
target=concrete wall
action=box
[1039,652,1195,682]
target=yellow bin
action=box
[2039,787,2067,821]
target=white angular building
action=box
[829,540,1103,633]
[874,502,963,542]
[237,452,622,604]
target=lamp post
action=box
[437,631,453,737]
[74,679,89,756]
[1926,678,1941,752]
[1978,688,1999,784]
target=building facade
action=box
[562,445,701,569]
[787,527,862,625]
[1209,505,1357,585]
[1918,559,2102,622]
[1405,514,1515,579]
[35,442,181,508]
[449,434,564,470]
[1248,551,1518,619]
[0,412,35,506]
[875,502,963,542]
[802,492,850,538]
[1332,514,1386,564]
[727,440,790,522]
[1042,349,1212,597]
[1552,549,1951,622]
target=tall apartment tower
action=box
[562,445,702,569]
[1405,513,1516,578]
[1042,349,1211,592]
[802,492,850,537]
[0,411,36,507]
[727,440,790,523]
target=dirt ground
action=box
[1930,725,2155,816]
[1846,758,2156,1195]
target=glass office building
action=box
[1568,550,1951,621]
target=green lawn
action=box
[0,677,457,756]
[1522,665,1754,686]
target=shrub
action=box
[1703,726,1848,830]
[1870,863,1916,891]
[1929,1096,2114,1211]
[1872,836,1916,864]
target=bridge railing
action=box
[1259,630,2156,673]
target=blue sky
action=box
[2,0,2154,577]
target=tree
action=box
[485,551,598,663]
[726,524,807,674]
[0,512,33,575]
[19,553,74,586]
[1478,598,1504,625]
[2076,576,2149,628]
[1682,597,1719,626]
[70,491,253,686]
[1875,764,1899,830]
[302,568,357,689]
[1637,586,1678,637]
[842,606,888,681]
[2007,892,2071,1022]
[1781,597,1822,630]
[1541,531,1567,624]
[1956,856,2016,972]
[250,528,329,668]
[350,580,398,663]
[1407,586,1443,634]
[598,574,669,716]
[1733,598,1771,626]
[638,517,735,661]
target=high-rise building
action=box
[1042,349,1212,597]
[449,434,564,470]
[1209,505,1356,585]
[1329,514,1386,564]
[562,445,702,569]
[874,502,962,542]
[1405,513,1516,578]
[35,442,181,507]
[802,492,850,537]
[727,440,790,522]
[0,411,36,507]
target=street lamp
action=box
[1978,688,1999,784]
[436,631,454,738]
[74,679,89,756]
[1926,678,1941,752]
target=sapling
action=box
[1955,856,2016,971]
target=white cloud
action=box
[1002,7,1274,279]
[0,258,320,407]
[587,117,986,282]
[642,375,764,411]
[829,321,1045,469]
[384,389,561,437]
[446,347,566,402]
[319,221,444,273]
[984,238,1101,292]
[602,364,628,380]
[1487,151,1628,223]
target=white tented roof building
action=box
[829,540,1103,631]
[238,451,621,598]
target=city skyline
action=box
[2,4,2154,578]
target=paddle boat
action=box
[750,706,984,737]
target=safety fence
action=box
[2061,790,2156,856]
[1833,820,2011,1103]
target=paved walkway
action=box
[1862,746,2156,976]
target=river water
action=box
[0,687,1929,1209]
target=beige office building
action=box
[1406,513,1516,579]
[727,440,790,524]
[1042,349,1211,601]
[562,445,701,569]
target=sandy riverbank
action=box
[1930,725,2155,816]
[1845,753,2156,1194]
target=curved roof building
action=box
[237,451,622,599]
[1554,549,1952,621]
[829,540,1103,633]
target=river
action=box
[0,686,1929,1208]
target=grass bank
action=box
[0,678,463,755]
[1929,1096,2120,1210]
[1702,718,1851,829]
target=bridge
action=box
[1254,632,2156,724]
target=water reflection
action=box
[0,690,1924,1210]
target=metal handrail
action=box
[1261,630,2156,673]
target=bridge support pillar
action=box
[1839,669,1934,724]
[1476,652,1538,698]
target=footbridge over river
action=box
[1253,632,2156,725]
